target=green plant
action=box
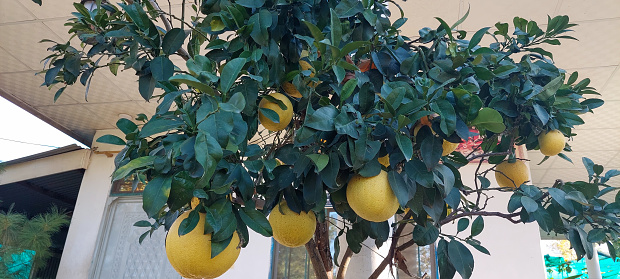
[32,0,619,278]
[0,205,70,278]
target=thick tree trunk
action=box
[315,221,334,279]
[305,238,330,279]
[336,247,353,279]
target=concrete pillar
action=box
[56,129,122,279]
[585,244,602,279]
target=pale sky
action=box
[0,97,84,162]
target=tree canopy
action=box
[33,0,619,278]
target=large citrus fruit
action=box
[269,201,316,247]
[495,160,529,188]
[258,93,293,131]
[166,211,241,279]
[346,170,399,222]
[538,130,565,156]
[282,82,302,98]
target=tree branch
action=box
[438,210,521,226]
[336,247,353,279]
[148,0,191,61]
[368,210,412,279]
[306,238,330,279]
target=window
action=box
[271,210,437,278]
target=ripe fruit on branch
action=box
[166,211,241,279]
[495,160,529,188]
[299,60,315,78]
[538,130,565,156]
[346,170,399,222]
[258,93,293,132]
[269,201,317,247]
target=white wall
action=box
[442,161,547,279]
[56,129,122,279]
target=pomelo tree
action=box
[33,0,620,278]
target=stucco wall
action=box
[56,129,123,279]
[442,161,547,279]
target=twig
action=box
[148,0,191,61]
[368,210,412,279]
[438,210,521,226]
[305,238,330,279]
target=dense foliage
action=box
[35,0,619,277]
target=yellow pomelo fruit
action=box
[258,93,293,131]
[495,160,529,188]
[269,201,316,247]
[166,211,241,279]
[378,155,390,167]
[299,60,315,78]
[190,197,200,209]
[442,141,459,156]
[346,170,399,222]
[282,82,302,98]
[538,130,565,156]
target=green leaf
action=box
[547,188,575,213]
[112,156,156,181]
[307,154,329,172]
[340,78,357,104]
[195,131,223,182]
[471,216,484,237]
[396,133,413,161]
[220,92,246,113]
[96,134,126,145]
[249,10,272,46]
[44,66,61,86]
[468,27,490,50]
[162,28,188,55]
[330,9,342,47]
[435,17,454,41]
[235,0,265,8]
[133,220,151,227]
[260,108,280,123]
[302,20,325,41]
[220,58,247,94]
[521,196,539,213]
[118,3,151,31]
[431,99,456,136]
[451,6,470,29]
[387,170,410,207]
[492,64,518,77]
[169,74,213,93]
[457,218,469,233]
[151,56,174,81]
[538,75,564,100]
[178,210,200,236]
[420,136,443,170]
[305,106,338,131]
[334,0,364,18]
[438,239,456,279]
[448,240,474,279]
[139,117,184,137]
[142,176,172,218]
[412,222,439,246]
[138,74,156,101]
[239,207,272,237]
[470,108,505,133]
[566,191,589,206]
[587,228,606,243]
